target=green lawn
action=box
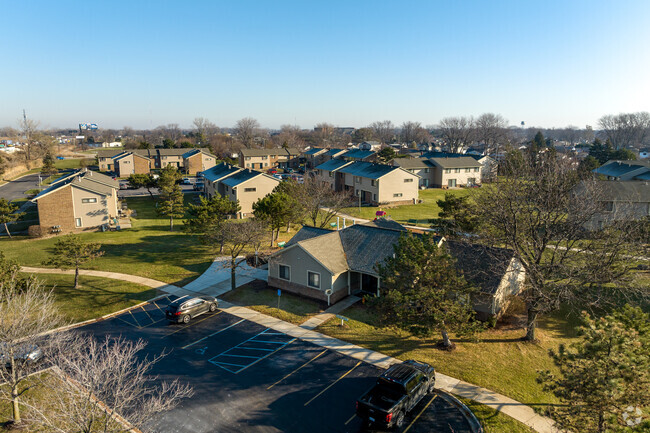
[24,272,157,323]
[1,196,215,286]
[220,280,324,325]
[316,300,582,410]
[341,188,470,226]
[463,398,535,433]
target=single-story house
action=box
[578,180,650,230]
[268,219,525,319]
[31,169,120,235]
[593,160,650,181]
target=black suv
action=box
[165,296,219,324]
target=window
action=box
[371,179,376,186]
[328,172,333,177]
[264,163,268,167]
[244,187,256,192]
[307,271,320,288]
[270,155,276,158]
[465,168,471,173]
[393,193,403,197]
[404,178,413,183]
[261,156,268,160]
[474,167,479,172]
[81,198,97,203]
[224,186,229,192]
[245,156,251,161]
[424,168,429,173]
[445,168,451,174]
[373,193,377,201]
[246,163,251,167]
[448,179,457,188]
[355,176,361,183]
[279,265,290,280]
[454,168,461,173]
[75,218,82,227]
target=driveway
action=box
[79,296,475,433]
[0,173,43,202]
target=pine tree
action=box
[253,192,298,246]
[41,151,57,176]
[376,233,483,349]
[42,235,104,288]
[185,195,240,252]
[0,198,24,239]
[538,306,650,433]
[157,183,185,231]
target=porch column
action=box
[376,276,381,297]
[359,273,363,292]
[347,272,351,295]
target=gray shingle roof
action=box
[429,156,482,169]
[32,170,117,201]
[286,226,332,247]
[444,241,515,295]
[221,169,279,188]
[341,149,376,160]
[595,181,650,202]
[202,163,241,182]
[392,158,435,169]
[299,231,348,274]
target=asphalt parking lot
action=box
[80,296,474,433]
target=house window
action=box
[246,163,251,167]
[225,186,229,192]
[81,198,97,203]
[279,265,291,280]
[373,193,377,201]
[371,179,376,186]
[445,168,451,174]
[355,176,361,183]
[474,167,479,172]
[244,187,256,192]
[404,178,413,183]
[393,193,403,197]
[329,172,333,177]
[455,168,461,173]
[264,163,268,167]
[448,179,457,187]
[75,218,82,227]
[261,156,268,160]
[465,168,471,173]
[424,168,429,173]
[307,271,320,289]
[245,157,251,160]
[270,155,276,158]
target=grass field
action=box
[1,196,215,286]
[462,398,536,432]
[220,280,324,325]
[341,188,470,226]
[24,272,157,322]
[316,300,582,411]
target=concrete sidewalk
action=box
[299,295,361,330]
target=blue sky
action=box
[2,0,649,130]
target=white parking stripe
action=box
[182,319,245,349]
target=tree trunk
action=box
[4,222,12,238]
[441,329,452,348]
[170,216,174,232]
[286,222,291,232]
[231,258,237,292]
[524,308,539,341]
[11,370,20,424]
[270,230,274,247]
[598,411,605,433]
[74,266,80,289]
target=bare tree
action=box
[274,124,304,149]
[473,152,648,341]
[30,334,193,433]
[399,121,429,145]
[18,111,39,162]
[297,178,354,227]
[235,117,260,149]
[0,272,64,427]
[598,112,650,149]
[474,113,509,156]
[438,116,475,153]
[219,219,267,291]
[369,120,395,144]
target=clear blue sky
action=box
[2,0,649,130]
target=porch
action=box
[347,271,381,297]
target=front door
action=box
[448,179,456,188]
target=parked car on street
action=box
[356,360,436,430]
[165,296,219,324]
[0,343,43,369]
[193,181,205,191]
[181,177,192,185]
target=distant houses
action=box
[238,148,301,170]
[97,148,216,176]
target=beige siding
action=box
[232,175,280,217]
[70,187,117,228]
[433,166,482,188]
[315,169,336,189]
[269,246,333,291]
[376,170,419,203]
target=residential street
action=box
[0,173,43,202]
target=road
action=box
[79,297,475,433]
[0,173,44,202]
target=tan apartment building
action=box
[182,149,217,175]
[202,163,280,218]
[392,157,435,188]
[428,157,482,188]
[239,148,301,170]
[97,148,214,174]
[113,152,151,177]
[315,160,419,205]
[31,170,120,235]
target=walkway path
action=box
[22,260,557,433]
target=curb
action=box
[435,390,484,433]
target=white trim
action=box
[307,270,321,289]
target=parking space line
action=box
[166,312,222,336]
[303,360,361,407]
[344,414,356,425]
[236,338,296,374]
[152,301,164,313]
[249,340,291,345]
[267,349,327,390]
[237,346,274,351]
[141,306,156,324]
[139,317,167,328]
[128,310,142,328]
[402,395,437,433]
[219,354,260,359]
[115,316,139,328]
[181,319,245,349]
[209,360,248,368]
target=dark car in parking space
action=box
[165,296,219,324]
[356,360,436,430]
[0,343,43,369]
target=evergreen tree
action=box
[157,183,185,231]
[376,233,483,349]
[185,195,240,252]
[538,306,650,433]
[42,235,104,288]
[127,173,157,198]
[41,151,57,176]
[253,192,297,246]
[0,198,24,239]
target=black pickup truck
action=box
[356,360,436,430]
